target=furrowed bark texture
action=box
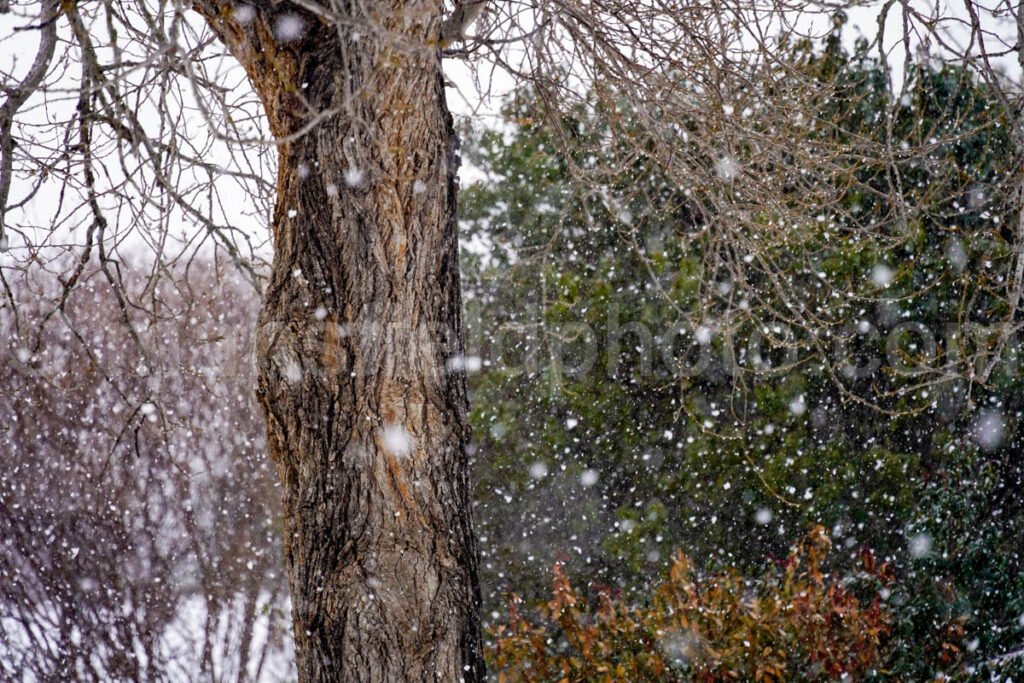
[194,2,483,680]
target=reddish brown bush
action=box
[489,527,891,682]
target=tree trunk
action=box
[193,3,483,680]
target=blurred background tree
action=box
[0,259,292,680]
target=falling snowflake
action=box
[946,238,967,272]
[788,395,806,416]
[344,166,366,187]
[381,424,413,457]
[447,354,482,373]
[908,532,932,559]
[715,155,738,181]
[232,4,256,24]
[274,14,306,43]
[282,358,302,384]
[973,410,1005,452]
[870,263,894,287]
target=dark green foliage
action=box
[462,24,1024,678]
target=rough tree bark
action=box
[193,2,483,680]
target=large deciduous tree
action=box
[191,2,483,679]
